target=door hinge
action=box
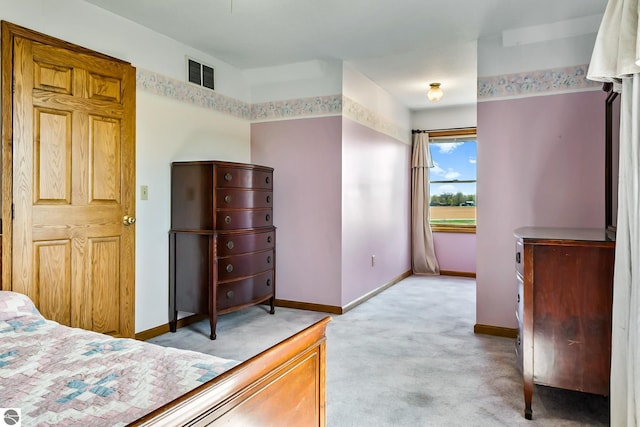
[11,203,14,220]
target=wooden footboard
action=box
[131,316,331,426]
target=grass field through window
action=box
[430,219,476,225]
[429,206,476,226]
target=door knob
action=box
[123,215,136,226]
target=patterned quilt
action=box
[0,291,239,427]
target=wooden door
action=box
[2,23,136,337]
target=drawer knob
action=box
[265,214,271,222]
[266,279,272,287]
[226,241,234,250]
[224,172,233,182]
[267,256,272,264]
[226,264,234,273]
[267,236,272,243]
[224,215,232,224]
[265,176,270,184]
[266,195,271,203]
[516,252,521,263]
[224,195,232,203]
[226,290,234,299]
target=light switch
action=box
[140,185,149,200]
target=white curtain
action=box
[587,0,640,425]
[411,132,440,275]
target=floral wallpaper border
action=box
[477,64,601,100]
[136,68,252,120]
[136,68,410,143]
[251,95,343,121]
[342,96,411,144]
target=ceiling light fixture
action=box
[428,82,443,102]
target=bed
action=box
[0,291,330,426]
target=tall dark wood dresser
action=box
[514,227,614,419]
[169,161,276,339]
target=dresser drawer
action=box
[515,241,524,374]
[515,333,523,372]
[515,238,524,276]
[216,271,274,311]
[217,230,275,257]
[216,189,273,209]
[516,276,523,328]
[216,166,273,190]
[216,209,273,230]
[217,249,274,281]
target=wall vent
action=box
[186,57,215,90]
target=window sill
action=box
[431,224,476,234]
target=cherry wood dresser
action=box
[169,161,275,340]
[514,227,614,420]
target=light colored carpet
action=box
[148,275,609,426]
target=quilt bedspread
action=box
[0,291,239,427]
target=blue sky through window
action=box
[429,140,477,196]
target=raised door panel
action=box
[34,108,71,204]
[33,240,71,325]
[88,72,121,103]
[86,237,121,335]
[90,116,120,202]
[33,61,72,94]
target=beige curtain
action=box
[587,0,640,425]
[411,132,440,275]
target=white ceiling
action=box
[84,0,608,111]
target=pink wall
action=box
[251,116,412,309]
[476,90,607,328]
[341,118,412,305]
[433,232,476,273]
[251,117,343,306]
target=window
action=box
[428,128,477,233]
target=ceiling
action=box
[84,0,608,111]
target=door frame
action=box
[1,21,134,291]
